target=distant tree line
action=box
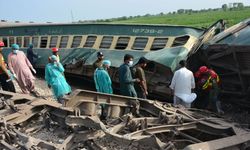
[78,2,249,23]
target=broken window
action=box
[71,36,82,48]
[150,38,168,50]
[172,36,190,47]
[100,36,113,49]
[16,37,22,47]
[59,36,69,48]
[50,36,58,48]
[2,37,8,47]
[132,37,148,50]
[115,37,130,50]
[32,37,39,48]
[40,37,48,48]
[84,36,97,48]
[24,37,30,47]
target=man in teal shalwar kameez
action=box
[45,55,71,104]
[94,60,113,94]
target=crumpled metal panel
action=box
[1,90,250,149]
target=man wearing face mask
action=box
[8,44,38,96]
[118,54,140,97]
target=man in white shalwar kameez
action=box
[169,60,196,108]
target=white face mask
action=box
[128,60,133,66]
[13,50,18,54]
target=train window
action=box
[71,36,82,48]
[16,37,22,47]
[59,36,68,48]
[100,36,113,49]
[40,37,48,48]
[50,36,58,48]
[24,37,30,47]
[32,37,39,48]
[132,37,148,50]
[172,36,190,47]
[150,38,168,51]
[2,37,8,47]
[84,36,96,48]
[115,37,130,50]
[9,37,15,46]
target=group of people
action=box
[170,60,223,114]
[0,41,223,113]
[94,53,222,114]
[93,52,148,99]
[0,41,71,104]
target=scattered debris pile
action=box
[0,90,250,150]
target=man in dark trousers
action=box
[27,44,38,66]
[134,57,148,99]
[195,66,223,114]
[118,54,140,97]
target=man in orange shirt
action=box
[195,66,223,114]
[0,41,16,92]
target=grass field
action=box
[110,8,250,28]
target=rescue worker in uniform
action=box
[51,47,60,62]
[93,52,104,69]
[0,41,16,92]
[195,66,223,114]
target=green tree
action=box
[222,4,228,11]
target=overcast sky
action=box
[1,0,250,23]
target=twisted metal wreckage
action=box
[0,90,250,150]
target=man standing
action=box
[8,44,37,95]
[93,52,104,69]
[118,54,140,97]
[0,41,16,92]
[134,57,148,99]
[195,66,223,114]
[27,44,38,66]
[170,60,196,108]
[94,60,113,94]
[45,55,71,104]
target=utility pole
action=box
[71,10,75,23]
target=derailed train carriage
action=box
[0,20,223,99]
[188,18,250,105]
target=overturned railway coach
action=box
[188,18,250,104]
[0,21,221,98]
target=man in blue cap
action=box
[8,44,38,96]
